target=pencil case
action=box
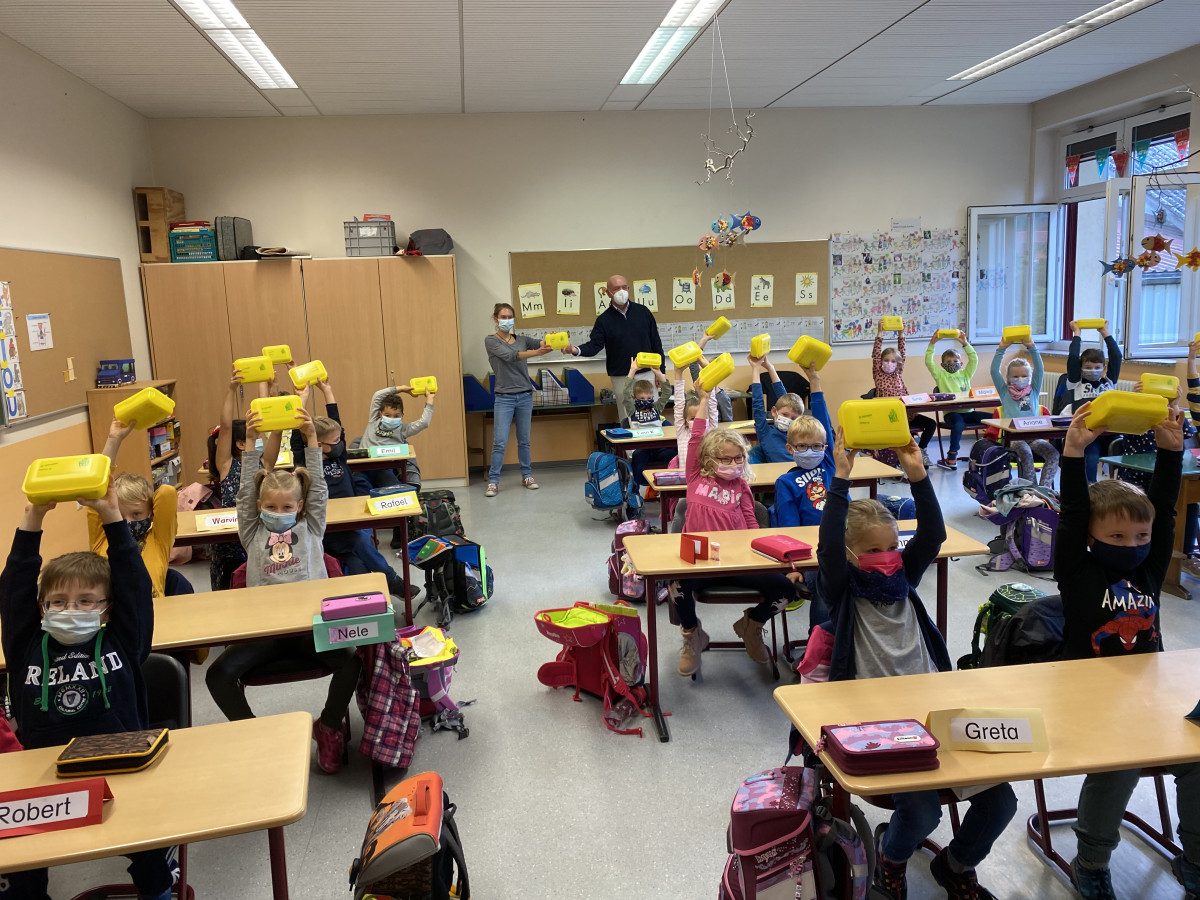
[696,353,734,391]
[838,398,911,450]
[234,355,274,383]
[1085,390,1168,434]
[113,387,174,429]
[56,728,169,777]
[750,334,771,357]
[936,328,959,339]
[636,352,662,369]
[545,332,570,350]
[653,469,687,486]
[23,455,111,504]
[250,395,303,431]
[409,376,438,397]
[1141,373,1179,399]
[322,591,389,621]
[818,720,940,775]
[288,360,327,388]
[262,344,293,365]
[1075,318,1106,330]
[668,341,703,368]
[706,316,732,339]
[880,316,903,332]
[787,336,832,370]
[750,535,812,564]
[930,392,956,402]
[1002,325,1031,342]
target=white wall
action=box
[0,32,153,444]
[147,105,1032,374]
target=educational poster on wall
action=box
[795,273,818,306]
[556,281,581,316]
[672,277,697,311]
[632,279,658,312]
[751,275,774,308]
[828,227,966,343]
[712,274,735,310]
[594,282,609,315]
[26,313,53,351]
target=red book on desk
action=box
[750,535,812,564]
[680,533,710,563]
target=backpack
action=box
[408,535,492,628]
[956,582,1047,670]
[404,228,454,255]
[585,452,643,521]
[879,495,915,521]
[980,594,1065,667]
[979,505,1058,574]
[410,489,465,541]
[606,519,668,604]
[962,438,1013,503]
[1051,376,1069,415]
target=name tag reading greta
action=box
[367,493,418,516]
[366,444,410,459]
[197,512,238,531]
[926,708,1047,753]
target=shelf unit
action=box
[87,379,181,485]
[133,187,186,263]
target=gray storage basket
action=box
[344,220,398,257]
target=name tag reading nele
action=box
[367,492,418,516]
[926,708,1048,753]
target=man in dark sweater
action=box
[565,273,665,420]
[1055,399,1200,900]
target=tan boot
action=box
[677,622,710,676]
[733,609,770,664]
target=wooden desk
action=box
[903,396,1002,459]
[604,419,756,457]
[982,417,1070,447]
[198,447,414,478]
[0,713,312,900]
[623,523,988,741]
[648,456,902,500]
[1101,452,1200,601]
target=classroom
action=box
[1,0,1200,897]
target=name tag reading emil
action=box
[926,708,1047,753]
[367,492,418,516]
[367,444,410,459]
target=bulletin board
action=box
[0,247,132,422]
[508,240,828,354]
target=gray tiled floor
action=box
[46,455,1199,899]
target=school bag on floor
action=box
[977,593,1065,668]
[407,535,492,628]
[962,438,1013,503]
[979,504,1058,575]
[606,519,668,604]
[409,489,465,542]
[878,495,915,521]
[348,770,469,900]
[957,582,1047,670]
[585,451,643,521]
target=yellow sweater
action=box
[88,484,178,598]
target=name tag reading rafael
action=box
[0,778,112,839]
[367,492,418,516]
[926,708,1048,753]
[197,512,238,531]
[367,444,410,459]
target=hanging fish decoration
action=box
[704,252,714,268]
[1100,257,1136,277]
[737,212,762,232]
[711,216,732,234]
[1174,248,1200,272]
[1135,250,1161,270]
[699,234,718,251]
[692,267,701,286]
[716,270,733,288]
[1141,234,1173,254]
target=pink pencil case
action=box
[818,719,940,775]
[320,591,389,621]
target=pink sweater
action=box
[872,333,909,398]
[683,420,758,532]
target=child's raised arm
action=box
[2,503,53,658]
[1188,339,1200,417]
[685,396,710,483]
[1066,324,1082,382]
[86,481,153,659]
[1055,402,1105,586]
[101,418,134,466]
[747,355,770,442]
[960,332,978,379]
[872,332,884,378]
[989,341,1008,394]
[895,331,907,368]
[236,412,265,543]
[1142,411,1185,588]
[216,367,241,482]
[815,427,856,622]
[1028,341,1044,395]
[1102,322,1122,382]
[296,409,329,536]
[895,439,945,582]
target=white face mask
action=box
[774,417,794,433]
[611,288,629,307]
[42,609,103,645]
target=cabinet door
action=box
[301,259,387,442]
[378,256,467,481]
[142,263,232,477]
[222,260,309,365]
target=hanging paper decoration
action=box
[1174,249,1200,272]
[703,252,714,268]
[691,268,701,286]
[1176,129,1190,159]
[1142,234,1173,254]
[1134,139,1151,169]
[1135,250,1161,270]
[1100,257,1136,277]
[699,234,718,251]
[712,217,732,234]
[716,270,733,288]
[1111,150,1130,177]
[1095,146,1112,178]
[738,213,762,232]
[1066,154,1080,187]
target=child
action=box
[623,360,674,486]
[671,339,719,470]
[1061,319,1122,484]
[207,367,250,590]
[1055,399,1200,900]
[771,362,835,527]
[675,394,798,676]
[990,335,1059,486]
[361,384,435,547]
[925,329,983,469]
[748,354,806,464]
[0,484,174,900]
[204,407,361,774]
[873,322,935,466]
[818,428,1016,900]
[86,418,179,598]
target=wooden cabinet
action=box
[222,260,308,362]
[87,380,180,484]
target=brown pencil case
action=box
[56,728,169,777]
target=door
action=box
[968,205,1062,343]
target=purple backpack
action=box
[982,505,1057,573]
[607,520,666,604]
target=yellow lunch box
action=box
[545,332,570,350]
[787,336,833,370]
[750,334,771,357]
[261,344,293,365]
[1002,325,1032,343]
[635,352,662,369]
[668,341,704,369]
[410,376,438,397]
[250,395,303,432]
[113,387,174,429]
[1140,373,1179,400]
[234,356,274,384]
[1075,319,1106,330]
[288,360,328,389]
[838,399,912,450]
[880,316,904,332]
[936,328,960,339]
[23,455,111,505]
[696,353,735,391]
[706,316,732,339]
[1085,390,1168,434]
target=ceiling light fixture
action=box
[620,0,729,85]
[947,0,1162,82]
[170,0,297,89]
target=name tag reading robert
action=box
[367,444,410,459]
[630,425,664,438]
[367,492,418,516]
[0,778,111,839]
[926,708,1047,753]
[197,512,238,531]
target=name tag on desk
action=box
[1011,416,1052,430]
[197,512,238,531]
[367,492,418,515]
[901,393,931,405]
[970,387,999,399]
[367,444,410,459]
[0,778,111,838]
[630,425,664,438]
[926,707,1047,753]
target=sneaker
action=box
[389,527,406,549]
[1173,854,1200,899]
[937,456,958,471]
[522,477,539,490]
[929,849,996,900]
[485,483,498,498]
[920,450,932,467]
[1070,856,1117,900]
[1183,558,1200,580]
[873,832,908,900]
[313,719,345,774]
[677,623,710,676]
[732,609,769,664]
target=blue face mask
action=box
[1090,539,1151,573]
[260,510,297,533]
[497,318,515,333]
[792,449,825,470]
[380,416,403,430]
[127,517,153,543]
[1009,376,1030,388]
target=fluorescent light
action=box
[171,0,297,89]
[947,0,1162,81]
[620,0,726,85]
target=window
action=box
[1058,103,1190,200]
[968,205,1061,344]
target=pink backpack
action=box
[606,520,667,604]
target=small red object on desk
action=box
[680,533,710,563]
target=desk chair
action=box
[70,654,194,900]
[668,499,797,680]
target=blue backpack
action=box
[585,452,643,521]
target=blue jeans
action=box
[488,391,533,482]
[881,782,1017,867]
[943,411,990,458]
[1082,434,1117,484]
[338,530,405,595]
[2,849,173,900]
[1075,763,1200,866]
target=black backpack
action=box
[409,535,493,628]
[406,229,454,255]
[981,594,1064,667]
[411,490,465,542]
[957,582,1046,670]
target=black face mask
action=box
[128,518,153,543]
[1090,539,1151,573]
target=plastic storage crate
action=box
[169,230,217,262]
[344,220,397,257]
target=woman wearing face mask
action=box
[817,427,1017,900]
[990,337,1059,486]
[484,302,553,498]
